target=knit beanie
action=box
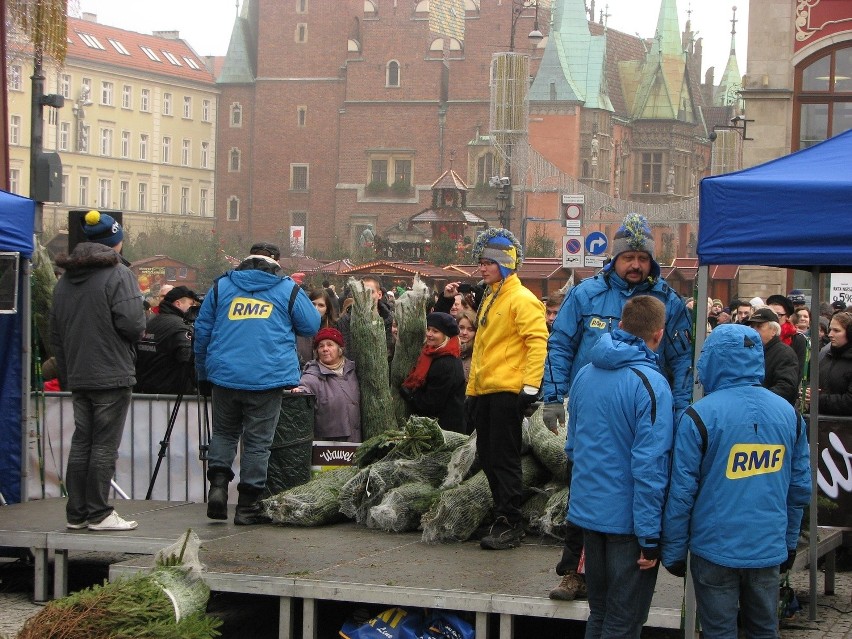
[766,294,794,318]
[81,210,123,247]
[611,213,655,260]
[426,312,460,337]
[473,228,523,280]
[314,327,345,349]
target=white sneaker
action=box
[88,511,138,531]
[66,521,88,530]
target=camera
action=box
[184,305,200,324]
[458,283,473,294]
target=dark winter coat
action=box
[135,301,195,394]
[818,342,852,415]
[50,243,145,390]
[409,354,466,433]
[762,335,801,406]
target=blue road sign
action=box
[586,232,608,255]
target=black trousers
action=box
[472,392,523,525]
[556,459,585,575]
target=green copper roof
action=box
[715,23,742,106]
[529,0,612,111]
[217,0,255,84]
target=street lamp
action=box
[508,0,544,52]
[490,176,512,228]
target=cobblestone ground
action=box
[1,553,851,638]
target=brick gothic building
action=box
[215,0,735,258]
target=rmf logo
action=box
[589,317,607,330]
[228,297,273,320]
[726,444,785,479]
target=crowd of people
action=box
[50,207,848,637]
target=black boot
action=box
[234,483,272,526]
[206,468,233,520]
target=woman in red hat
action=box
[296,327,361,442]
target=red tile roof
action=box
[66,16,215,84]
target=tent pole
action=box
[808,267,820,621]
[20,257,32,504]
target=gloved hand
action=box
[399,385,415,402]
[665,561,686,578]
[542,402,565,433]
[640,542,660,562]
[197,380,213,397]
[518,387,539,417]
[780,548,797,573]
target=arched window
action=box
[386,60,400,88]
[229,148,241,172]
[794,43,852,150]
[230,103,242,127]
[227,196,239,221]
[477,152,495,185]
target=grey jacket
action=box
[298,358,361,442]
[51,243,145,390]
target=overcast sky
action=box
[73,0,748,80]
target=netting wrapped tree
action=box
[389,276,430,427]
[346,278,396,440]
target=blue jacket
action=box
[194,269,320,390]
[566,329,674,548]
[541,263,693,410]
[662,323,811,569]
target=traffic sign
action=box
[564,204,582,219]
[585,231,608,255]
[562,236,584,268]
[562,194,585,205]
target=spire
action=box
[715,5,742,106]
[729,5,738,54]
[650,0,684,60]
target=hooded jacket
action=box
[541,262,692,411]
[566,329,674,548]
[662,324,811,569]
[299,358,361,441]
[466,274,548,396]
[817,342,852,415]
[762,335,800,406]
[194,267,320,390]
[135,300,194,394]
[50,243,145,390]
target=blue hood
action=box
[697,323,764,393]
[588,328,660,371]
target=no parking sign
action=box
[563,236,583,268]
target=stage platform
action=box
[0,499,842,639]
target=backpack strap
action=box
[287,281,300,314]
[629,367,657,425]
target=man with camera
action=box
[135,285,202,395]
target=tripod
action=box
[145,389,184,500]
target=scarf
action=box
[402,336,461,391]
[779,321,797,347]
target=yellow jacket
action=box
[466,274,548,396]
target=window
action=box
[386,61,400,87]
[183,56,201,70]
[139,133,149,160]
[640,152,663,193]
[119,180,129,210]
[230,103,242,127]
[181,187,190,214]
[291,164,309,190]
[201,141,210,168]
[202,99,211,122]
[121,130,130,158]
[795,44,852,149]
[8,64,22,91]
[9,115,21,145]
[162,136,171,163]
[79,176,89,206]
[99,128,113,156]
[60,74,71,98]
[141,88,150,112]
[298,106,307,127]
[9,169,19,194]
[200,188,208,216]
[296,23,307,43]
[59,122,70,151]
[183,96,192,119]
[370,159,388,185]
[161,184,171,213]
[163,50,182,66]
[79,124,90,153]
[394,159,411,186]
[122,85,131,108]
[140,46,161,61]
[181,139,191,166]
[79,33,105,49]
[48,108,58,126]
[108,38,129,55]
[477,152,495,185]
[229,148,241,172]
[98,178,111,208]
[227,197,239,221]
[163,92,172,116]
[138,182,148,210]
[297,0,308,12]
[101,81,114,106]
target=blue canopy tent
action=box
[698,129,852,623]
[0,190,35,505]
